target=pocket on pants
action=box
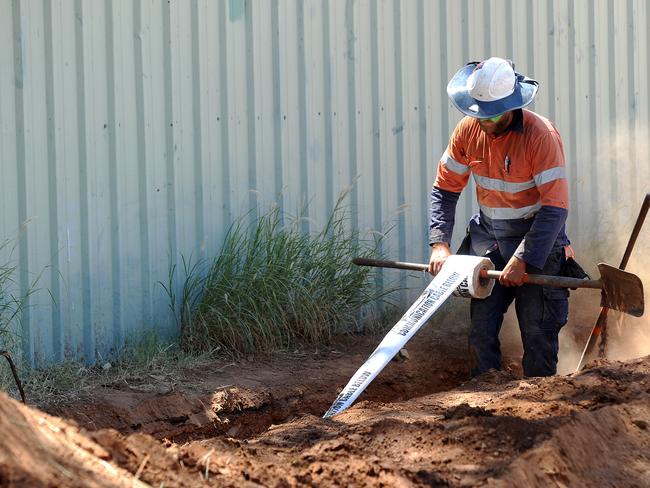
[542,287,569,331]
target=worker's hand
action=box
[500,255,527,286]
[427,243,452,276]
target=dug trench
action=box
[3,314,650,487]
[45,323,473,444]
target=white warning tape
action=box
[323,255,492,419]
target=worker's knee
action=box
[518,286,568,377]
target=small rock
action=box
[102,362,112,371]
[391,348,410,363]
[632,419,648,430]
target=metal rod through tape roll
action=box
[352,257,603,291]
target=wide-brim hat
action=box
[447,60,539,119]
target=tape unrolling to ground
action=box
[323,255,494,419]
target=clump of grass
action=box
[0,238,38,399]
[177,193,394,355]
[0,240,25,353]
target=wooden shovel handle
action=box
[619,192,650,270]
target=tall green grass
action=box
[0,239,33,357]
[0,238,37,399]
[172,194,395,355]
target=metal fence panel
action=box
[1,0,648,364]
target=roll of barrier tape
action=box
[323,255,494,419]
[452,256,495,299]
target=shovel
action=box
[353,257,644,317]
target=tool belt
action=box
[560,255,590,281]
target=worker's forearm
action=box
[514,205,568,268]
[429,186,461,245]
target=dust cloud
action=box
[563,122,650,372]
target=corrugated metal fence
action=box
[1,0,648,364]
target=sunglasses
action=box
[483,114,503,123]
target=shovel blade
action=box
[598,263,645,317]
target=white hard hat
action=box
[466,57,516,102]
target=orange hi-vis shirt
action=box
[436,109,569,218]
[431,109,570,268]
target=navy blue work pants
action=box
[468,249,569,377]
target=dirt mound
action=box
[492,401,650,487]
[3,327,650,487]
[0,390,148,487]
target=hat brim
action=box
[447,63,539,119]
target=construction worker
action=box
[428,57,570,377]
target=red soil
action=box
[2,323,650,487]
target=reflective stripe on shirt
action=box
[441,150,469,174]
[534,166,566,186]
[472,174,536,193]
[479,202,542,220]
